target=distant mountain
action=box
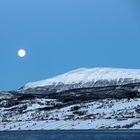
[18,67,140,96]
[1,67,140,130]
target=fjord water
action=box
[0,130,140,140]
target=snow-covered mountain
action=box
[1,67,140,130]
[19,67,140,94]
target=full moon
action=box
[18,49,26,57]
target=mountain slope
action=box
[19,67,140,94]
[1,67,140,130]
[1,92,140,130]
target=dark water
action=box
[0,130,140,140]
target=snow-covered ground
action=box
[1,97,140,130]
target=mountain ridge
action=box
[19,67,140,94]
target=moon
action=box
[18,49,26,57]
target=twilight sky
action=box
[0,0,140,90]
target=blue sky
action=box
[0,0,140,90]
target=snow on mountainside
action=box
[1,94,140,130]
[20,67,140,93]
[2,67,140,130]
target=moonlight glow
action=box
[18,49,26,57]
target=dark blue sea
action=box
[0,130,140,140]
